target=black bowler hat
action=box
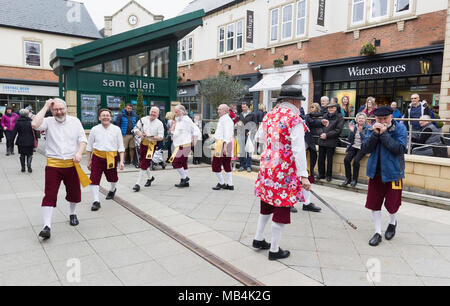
[278,85,306,101]
[373,105,394,116]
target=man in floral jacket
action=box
[253,85,311,261]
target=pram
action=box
[132,131,141,168]
[151,146,166,170]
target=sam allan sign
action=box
[102,79,155,93]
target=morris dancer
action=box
[169,105,201,188]
[86,109,125,211]
[212,104,234,190]
[132,107,164,192]
[254,86,311,260]
[32,98,91,240]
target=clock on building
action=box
[128,15,138,26]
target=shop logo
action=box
[348,64,406,77]
[102,79,155,93]
[420,60,431,75]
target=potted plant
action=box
[360,42,376,56]
[273,58,284,68]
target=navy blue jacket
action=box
[361,120,408,183]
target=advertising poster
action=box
[0,106,5,115]
[328,89,357,116]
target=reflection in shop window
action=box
[104,58,126,74]
[129,52,148,77]
[80,64,102,73]
[150,47,169,78]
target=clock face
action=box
[128,15,138,26]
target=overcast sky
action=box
[77,0,193,29]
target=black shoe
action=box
[302,203,321,213]
[224,184,234,190]
[69,215,79,226]
[326,177,332,182]
[39,226,51,240]
[252,239,271,250]
[21,168,26,173]
[106,188,116,200]
[269,248,290,260]
[369,233,382,246]
[145,177,155,187]
[212,183,225,190]
[315,175,325,180]
[385,222,397,240]
[341,179,351,187]
[350,180,358,187]
[133,184,140,192]
[91,202,101,211]
[28,167,32,173]
[290,207,298,213]
[160,162,166,170]
[175,178,189,188]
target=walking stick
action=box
[310,190,358,230]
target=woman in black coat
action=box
[305,103,323,178]
[13,109,36,173]
[317,103,345,181]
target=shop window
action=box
[407,77,418,85]
[281,4,294,41]
[352,0,365,25]
[385,79,394,94]
[419,76,430,85]
[432,75,441,84]
[350,82,357,89]
[342,82,349,89]
[80,94,101,125]
[270,8,279,42]
[104,58,126,75]
[24,41,41,67]
[325,83,331,90]
[150,47,169,78]
[107,96,125,122]
[367,87,374,95]
[376,80,384,94]
[396,78,406,86]
[358,88,366,96]
[370,0,389,21]
[333,83,340,90]
[358,81,366,88]
[296,0,306,38]
[80,64,102,73]
[129,52,148,77]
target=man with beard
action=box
[32,98,90,240]
[169,105,201,188]
[86,109,125,211]
[132,107,164,192]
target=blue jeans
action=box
[239,154,252,169]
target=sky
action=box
[77,0,193,29]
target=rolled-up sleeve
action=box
[291,124,308,178]
[117,127,125,153]
[86,128,95,152]
[77,120,87,144]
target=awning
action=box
[249,70,299,92]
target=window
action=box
[227,23,235,53]
[371,0,389,20]
[219,27,225,54]
[236,20,243,50]
[80,64,102,73]
[296,0,306,37]
[394,0,410,14]
[178,37,193,64]
[270,8,279,42]
[281,4,293,40]
[80,94,101,125]
[24,41,41,67]
[352,0,365,24]
[129,52,148,77]
[150,47,169,78]
[104,58,126,74]
[177,42,180,63]
[188,37,193,61]
[181,40,187,62]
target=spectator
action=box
[411,115,442,156]
[361,96,377,118]
[256,103,267,125]
[340,95,354,139]
[115,104,139,167]
[317,102,345,182]
[1,106,19,156]
[237,102,257,172]
[0,112,3,143]
[403,93,435,136]
[14,109,37,173]
[391,101,402,119]
[229,104,238,124]
[320,96,329,114]
[342,112,370,187]
[165,112,175,163]
[305,103,322,179]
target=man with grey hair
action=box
[132,106,164,192]
[169,104,201,187]
[320,96,329,114]
[411,115,442,156]
[32,98,89,240]
[212,104,235,190]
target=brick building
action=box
[176,0,447,118]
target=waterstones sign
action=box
[347,64,407,77]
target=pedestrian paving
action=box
[2,142,450,286]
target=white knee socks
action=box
[372,210,382,235]
[254,214,271,241]
[69,203,76,216]
[270,221,285,253]
[303,189,311,206]
[226,172,233,186]
[90,185,100,202]
[389,213,396,226]
[177,168,187,179]
[110,182,116,192]
[42,206,53,229]
[216,173,225,185]
[136,170,146,185]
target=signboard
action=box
[317,0,326,26]
[0,83,58,96]
[246,10,254,44]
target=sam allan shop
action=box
[310,45,443,115]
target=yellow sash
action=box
[141,139,157,160]
[214,140,224,158]
[46,158,92,188]
[93,150,117,170]
[168,143,192,163]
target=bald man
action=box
[212,104,235,190]
[132,107,164,192]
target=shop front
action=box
[310,46,443,116]
[49,10,205,129]
[177,81,200,118]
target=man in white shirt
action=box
[86,109,125,211]
[132,107,164,192]
[212,104,235,191]
[32,98,89,240]
[169,105,201,188]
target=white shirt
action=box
[173,115,202,147]
[214,114,234,143]
[37,116,87,160]
[86,123,125,153]
[133,117,164,140]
